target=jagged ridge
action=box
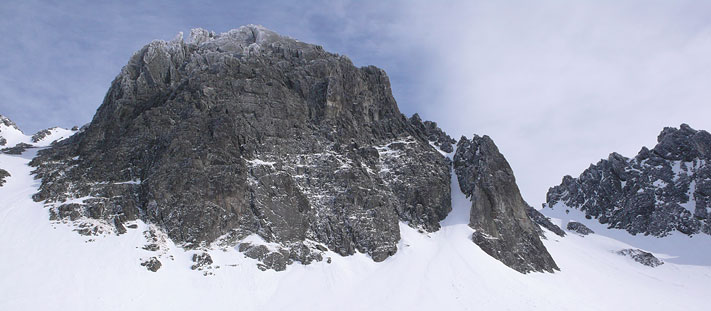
[546,124,711,237]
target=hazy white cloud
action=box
[1,0,711,205]
[386,0,711,205]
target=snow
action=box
[0,123,75,147]
[114,179,142,185]
[246,158,276,167]
[33,127,76,147]
[0,122,30,147]
[680,180,697,212]
[544,202,711,265]
[1,148,710,310]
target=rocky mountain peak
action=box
[454,134,559,273]
[26,26,561,274]
[0,114,20,131]
[546,124,711,237]
[653,123,711,161]
[30,26,451,270]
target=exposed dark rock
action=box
[454,135,558,273]
[566,221,594,236]
[31,128,55,143]
[0,169,9,187]
[143,244,160,251]
[527,206,565,237]
[238,241,323,271]
[191,252,213,270]
[2,143,33,155]
[546,124,711,237]
[141,257,162,272]
[617,249,664,267]
[29,25,451,269]
[408,113,456,153]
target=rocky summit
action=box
[546,124,711,237]
[28,25,560,273]
[453,135,559,273]
[30,25,452,270]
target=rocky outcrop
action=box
[617,249,664,267]
[31,128,56,143]
[141,257,162,272]
[191,252,214,270]
[2,143,33,155]
[408,114,456,153]
[0,169,9,187]
[527,206,565,237]
[566,221,594,236]
[29,25,451,270]
[454,135,558,273]
[546,124,711,237]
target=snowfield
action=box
[1,146,710,310]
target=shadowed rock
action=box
[0,169,9,187]
[454,135,558,273]
[617,249,664,267]
[566,221,594,236]
[29,25,451,269]
[527,206,565,237]
[546,124,711,237]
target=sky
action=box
[1,0,711,205]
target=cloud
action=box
[386,0,711,205]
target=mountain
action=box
[1,26,710,310]
[28,25,553,272]
[544,124,711,264]
[2,116,709,310]
[0,114,76,152]
[454,135,558,273]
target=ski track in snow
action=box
[1,147,710,310]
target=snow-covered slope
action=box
[1,147,710,310]
[544,201,711,265]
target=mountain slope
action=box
[454,135,558,273]
[30,26,452,269]
[26,26,558,273]
[2,145,710,310]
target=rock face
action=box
[408,114,456,153]
[546,124,711,237]
[527,206,566,237]
[454,135,558,273]
[566,221,594,236]
[2,143,33,155]
[141,257,162,272]
[617,249,664,267]
[0,169,9,187]
[30,26,451,269]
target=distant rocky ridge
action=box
[454,135,558,273]
[27,25,555,273]
[546,124,711,237]
[0,114,77,149]
[0,114,21,146]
